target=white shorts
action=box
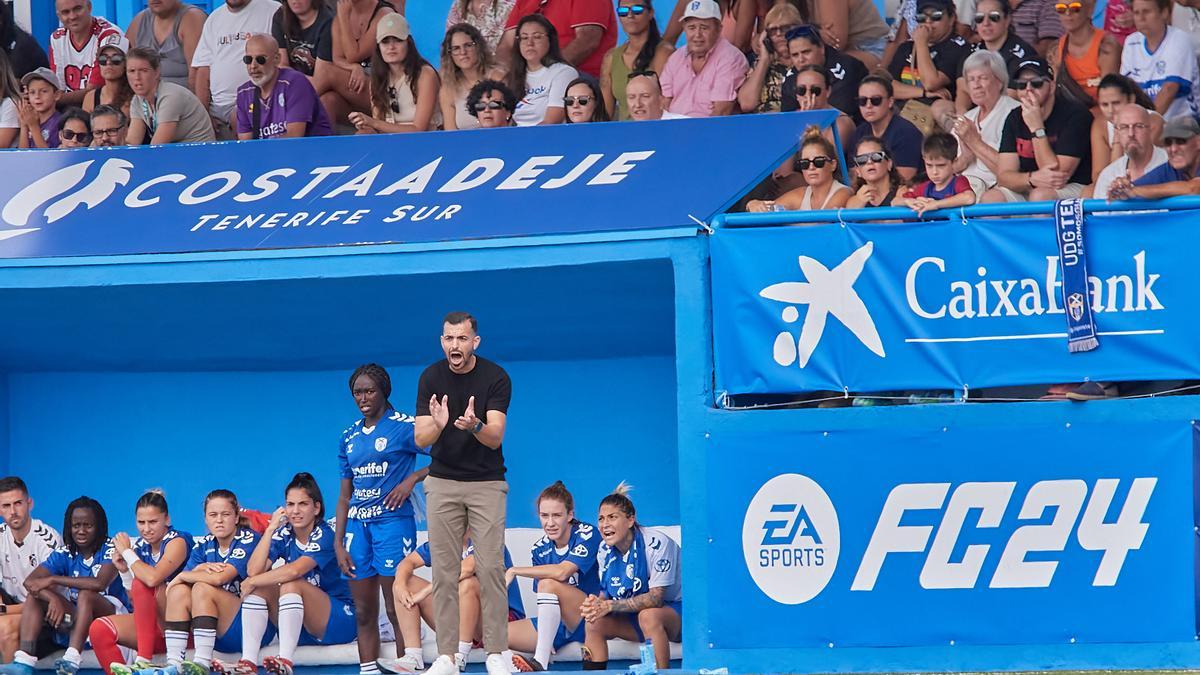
[993,182,1086,202]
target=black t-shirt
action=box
[849,115,925,171]
[271,6,334,76]
[998,96,1093,185]
[416,355,512,482]
[966,34,1038,78]
[781,46,868,122]
[887,34,971,98]
[3,27,48,79]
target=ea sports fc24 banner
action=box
[711,210,1198,395]
[0,111,836,259]
[707,421,1196,649]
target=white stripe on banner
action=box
[905,329,1165,344]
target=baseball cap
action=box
[376,13,410,42]
[916,0,954,13]
[1009,57,1052,80]
[682,0,722,21]
[20,67,61,91]
[98,35,130,54]
[1163,115,1200,140]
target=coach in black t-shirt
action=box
[988,57,1093,202]
[414,311,513,675]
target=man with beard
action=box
[235,33,330,140]
[414,312,514,675]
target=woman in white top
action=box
[952,50,1021,196]
[440,23,502,131]
[0,49,19,148]
[509,14,577,126]
[349,13,441,134]
[747,127,851,212]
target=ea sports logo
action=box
[742,473,839,604]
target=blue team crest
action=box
[626,563,635,578]
[655,558,672,572]
[1068,292,1085,321]
[230,548,247,559]
[572,543,589,557]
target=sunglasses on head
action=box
[616,4,647,17]
[853,151,888,166]
[784,24,820,42]
[473,100,505,112]
[1010,77,1048,89]
[564,95,592,106]
[795,84,823,97]
[59,128,92,143]
[916,9,946,22]
[242,55,269,65]
[97,55,124,66]
[974,10,1004,22]
[1054,1,1084,13]
[797,156,834,170]
[857,95,885,107]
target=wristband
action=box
[472,420,484,434]
[121,549,139,567]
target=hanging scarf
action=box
[1055,198,1099,352]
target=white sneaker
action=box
[379,654,425,674]
[484,654,509,675]
[453,654,466,672]
[423,656,457,675]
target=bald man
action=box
[626,71,690,121]
[1093,104,1168,200]
[235,33,333,140]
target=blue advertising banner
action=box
[708,421,1196,648]
[711,211,1198,395]
[0,111,833,259]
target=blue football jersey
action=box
[132,528,194,583]
[338,409,428,521]
[530,522,601,595]
[597,527,681,603]
[41,540,129,607]
[415,542,524,618]
[185,528,260,595]
[268,521,351,603]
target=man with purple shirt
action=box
[236,34,331,140]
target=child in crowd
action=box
[16,68,61,149]
[894,132,976,215]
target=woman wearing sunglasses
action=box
[738,3,803,113]
[1121,0,1200,120]
[349,14,442,134]
[1050,0,1119,104]
[748,126,850,211]
[601,0,672,120]
[82,42,133,121]
[509,14,577,125]
[791,64,854,145]
[563,77,609,123]
[851,75,923,181]
[846,136,904,207]
[467,78,518,128]
[440,23,503,131]
[56,107,92,149]
[955,0,1038,112]
[781,26,869,120]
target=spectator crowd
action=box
[3,0,1200,202]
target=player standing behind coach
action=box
[414,311,513,675]
[0,478,61,663]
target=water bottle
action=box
[639,641,656,674]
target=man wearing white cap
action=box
[659,0,748,118]
[48,0,126,106]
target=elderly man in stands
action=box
[48,0,126,106]
[659,0,748,118]
[90,104,128,146]
[235,34,331,140]
[1110,117,1200,198]
[627,71,689,121]
[1092,104,1167,199]
[985,58,1093,202]
[192,0,279,140]
[499,0,617,78]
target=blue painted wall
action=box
[5,354,677,536]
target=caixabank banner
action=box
[711,212,1193,394]
[706,422,1196,648]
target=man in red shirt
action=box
[499,0,616,78]
[47,0,126,106]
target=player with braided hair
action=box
[335,364,429,675]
